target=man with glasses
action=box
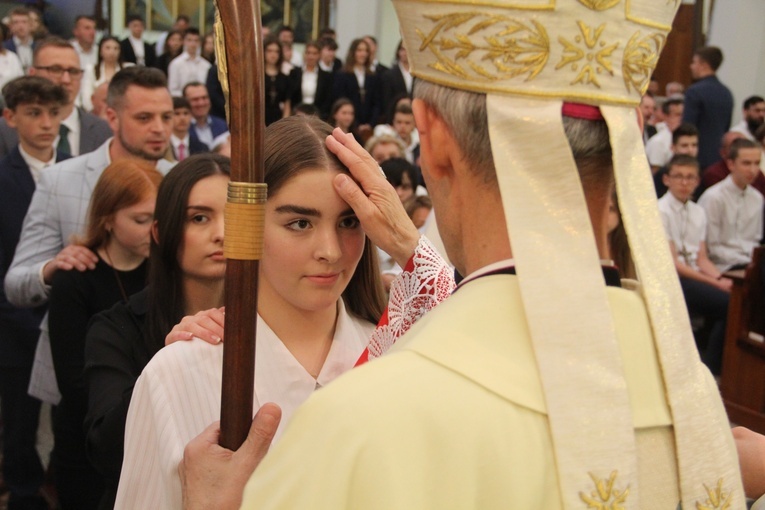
[0,38,111,158]
[658,154,730,375]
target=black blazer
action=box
[373,62,390,76]
[332,71,381,126]
[381,65,410,122]
[0,147,70,368]
[120,38,156,68]
[289,67,334,120]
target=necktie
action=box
[178,143,186,161]
[57,124,71,155]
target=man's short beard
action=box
[746,117,763,135]
[118,129,165,161]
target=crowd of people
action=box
[0,2,764,510]
[638,45,765,377]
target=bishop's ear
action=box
[412,98,455,181]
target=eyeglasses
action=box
[667,174,699,183]
[34,65,84,78]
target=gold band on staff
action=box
[224,182,267,260]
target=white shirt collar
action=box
[254,299,373,440]
[18,144,56,183]
[170,133,189,147]
[13,35,32,47]
[722,174,748,194]
[62,107,79,132]
[664,191,691,212]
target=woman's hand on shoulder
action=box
[165,307,226,346]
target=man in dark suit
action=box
[3,7,35,72]
[183,82,229,150]
[120,15,157,68]
[169,96,209,160]
[0,38,112,158]
[683,46,734,169]
[0,76,70,510]
[318,37,342,73]
[381,41,412,122]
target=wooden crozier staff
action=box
[213,0,265,449]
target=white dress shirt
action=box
[644,128,672,168]
[300,66,318,104]
[52,108,81,156]
[354,67,366,89]
[0,50,24,93]
[114,300,375,509]
[18,145,56,184]
[699,175,764,271]
[731,119,755,141]
[319,60,334,72]
[167,52,212,97]
[170,134,190,160]
[12,36,33,72]
[399,62,413,94]
[71,40,97,69]
[657,192,707,270]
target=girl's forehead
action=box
[269,167,348,202]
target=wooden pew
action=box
[721,246,765,432]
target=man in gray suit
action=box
[4,68,174,393]
[0,38,112,158]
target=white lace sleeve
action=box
[367,236,455,359]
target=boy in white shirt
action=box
[658,154,730,374]
[699,138,764,272]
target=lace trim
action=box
[366,236,455,359]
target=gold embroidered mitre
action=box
[392,1,746,509]
[395,0,677,105]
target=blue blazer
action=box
[190,115,229,150]
[0,147,69,368]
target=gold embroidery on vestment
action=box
[695,479,732,510]
[579,471,629,510]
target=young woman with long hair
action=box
[81,36,134,111]
[82,154,229,510]
[263,35,291,125]
[113,115,451,509]
[332,37,381,133]
[156,29,184,77]
[48,160,162,510]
